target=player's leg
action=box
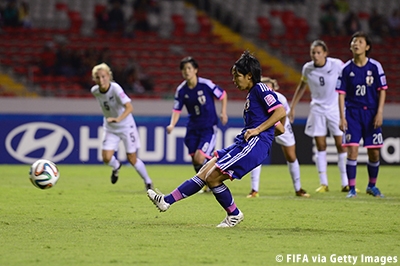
[147,157,217,212]
[343,109,363,198]
[345,145,359,197]
[366,148,383,197]
[334,135,349,190]
[126,152,153,190]
[327,110,349,190]
[206,167,244,227]
[183,130,202,172]
[304,111,329,192]
[147,142,238,211]
[210,138,269,227]
[281,145,309,197]
[247,165,261,198]
[101,131,122,184]
[122,127,153,189]
[314,136,329,192]
[364,118,384,197]
[277,122,309,197]
[193,126,217,192]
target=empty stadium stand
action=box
[0,0,398,102]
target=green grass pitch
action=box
[1,164,399,266]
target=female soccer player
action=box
[337,31,387,198]
[247,77,309,198]
[289,40,349,193]
[147,51,286,227]
[166,57,228,176]
[91,63,153,190]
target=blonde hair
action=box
[261,76,279,91]
[92,63,113,80]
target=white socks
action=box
[134,158,152,184]
[288,159,301,191]
[316,151,328,185]
[338,152,348,186]
[108,155,120,170]
[250,165,261,192]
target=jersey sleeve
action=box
[212,85,226,100]
[201,77,226,100]
[300,63,308,83]
[336,67,347,94]
[115,84,131,105]
[257,84,283,113]
[172,88,184,112]
[374,60,388,91]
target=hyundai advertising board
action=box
[0,114,246,165]
[1,114,399,165]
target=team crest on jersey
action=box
[366,76,374,86]
[197,90,204,95]
[264,94,276,106]
[244,99,250,111]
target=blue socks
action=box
[367,160,380,188]
[346,159,357,190]
[164,176,205,204]
[211,184,239,215]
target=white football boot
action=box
[147,189,170,212]
[216,210,244,228]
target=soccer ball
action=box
[29,159,60,189]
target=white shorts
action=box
[102,127,141,154]
[304,108,343,137]
[275,121,296,147]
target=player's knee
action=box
[192,153,206,165]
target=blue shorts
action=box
[344,108,383,148]
[184,125,218,159]
[215,135,271,180]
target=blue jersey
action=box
[173,77,226,130]
[336,58,388,110]
[215,82,283,180]
[239,82,283,143]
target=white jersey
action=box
[301,57,343,112]
[91,81,136,132]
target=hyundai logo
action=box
[5,122,74,164]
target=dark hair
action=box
[231,51,261,84]
[350,31,372,56]
[180,56,199,70]
[310,40,328,53]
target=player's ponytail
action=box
[231,51,262,84]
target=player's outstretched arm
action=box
[219,92,228,126]
[166,111,180,134]
[374,89,386,128]
[289,81,307,123]
[338,93,347,132]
